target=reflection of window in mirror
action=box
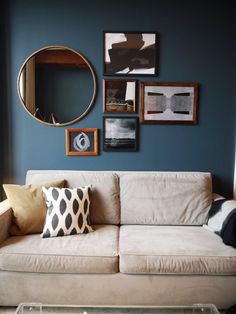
[20,57,36,115]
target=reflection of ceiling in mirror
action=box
[34,49,88,68]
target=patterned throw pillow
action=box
[41,185,93,238]
[205,198,236,248]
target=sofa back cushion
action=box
[119,172,212,225]
[26,170,120,225]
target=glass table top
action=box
[15,304,220,314]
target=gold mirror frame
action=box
[17,45,97,126]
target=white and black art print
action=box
[140,82,199,124]
[103,32,158,76]
[103,79,136,113]
[66,128,99,156]
[103,117,138,151]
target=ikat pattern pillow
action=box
[41,185,93,238]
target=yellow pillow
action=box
[3,180,65,235]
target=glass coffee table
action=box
[15,304,220,314]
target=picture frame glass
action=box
[104,117,138,151]
[104,80,136,113]
[104,32,157,76]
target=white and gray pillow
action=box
[41,185,93,238]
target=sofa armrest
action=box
[0,199,12,244]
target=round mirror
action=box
[17,46,97,126]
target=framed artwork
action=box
[66,128,99,156]
[140,82,199,124]
[103,117,138,152]
[103,79,136,113]
[103,31,158,76]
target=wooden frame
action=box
[103,117,139,152]
[140,82,199,124]
[103,31,158,76]
[103,79,136,113]
[66,128,99,156]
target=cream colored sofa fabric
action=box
[120,172,212,225]
[0,225,119,274]
[119,225,236,275]
[26,171,120,225]
[0,170,236,309]
[0,200,12,244]
[1,272,236,307]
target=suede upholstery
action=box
[0,200,12,244]
[26,171,120,225]
[0,272,236,307]
[0,225,119,274]
[0,170,236,309]
[120,172,212,225]
[119,225,236,274]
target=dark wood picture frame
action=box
[103,79,136,113]
[140,82,199,124]
[103,31,159,76]
[66,128,99,156]
[103,117,139,152]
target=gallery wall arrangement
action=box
[66,30,200,156]
[15,34,199,156]
[1,0,235,199]
[99,31,198,154]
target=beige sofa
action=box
[0,170,236,308]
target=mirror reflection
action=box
[18,46,97,126]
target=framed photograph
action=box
[103,117,138,151]
[103,79,136,113]
[103,31,158,76]
[140,82,199,124]
[66,128,99,156]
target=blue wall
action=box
[2,0,236,197]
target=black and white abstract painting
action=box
[140,82,199,124]
[70,131,94,152]
[103,117,138,151]
[103,32,158,76]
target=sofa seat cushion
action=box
[119,225,236,275]
[0,225,119,274]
